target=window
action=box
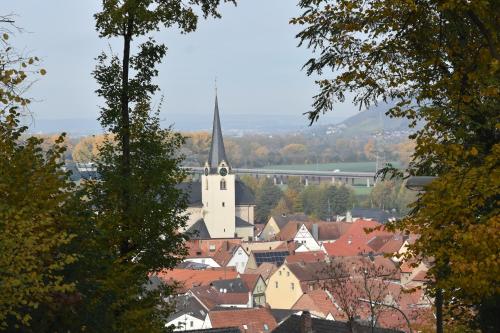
[291,283,295,290]
[264,324,269,331]
[190,321,193,327]
[279,271,282,276]
[209,244,216,252]
[287,271,290,277]
[222,202,225,207]
[275,281,278,288]
[220,179,226,190]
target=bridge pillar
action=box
[280,176,284,185]
[273,176,277,185]
[351,178,355,185]
[305,177,309,186]
[366,178,370,187]
[332,176,335,184]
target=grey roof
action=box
[180,180,255,206]
[269,309,301,324]
[187,219,211,239]
[167,294,208,322]
[235,216,253,228]
[272,314,403,333]
[208,95,229,171]
[211,278,249,293]
[351,208,394,223]
[272,213,309,228]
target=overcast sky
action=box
[4,0,359,132]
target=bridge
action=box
[183,166,377,187]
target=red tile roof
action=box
[209,308,277,333]
[323,220,391,257]
[157,268,238,293]
[285,251,328,264]
[292,289,344,320]
[244,262,277,281]
[239,273,261,291]
[275,221,352,242]
[190,285,249,310]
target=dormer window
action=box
[220,179,227,190]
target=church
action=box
[183,94,256,240]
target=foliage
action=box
[301,183,354,219]
[255,178,283,223]
[292,0,499,329]
[0,28,77,330]
[56,1,237,331]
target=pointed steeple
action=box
[208,93,229,171]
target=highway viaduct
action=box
[182,167,377,187]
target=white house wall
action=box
[183,258,220,268]
[166,314,206,331]
[227,246,249,274]
[293,224,321,251]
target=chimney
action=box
[346,211,352,222]
[312,224,319,241]
[299,311,312,333]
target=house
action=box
[182,94,256,240]
[350,208,395,223]
[285,251,328,264]
[265,262,330,309]
[184,239,242,268]
[245,249,290,271]
[206,308,277,333]
[157,268,238,293]
[275,221,352,251]
[239,273,267,306]
[165,294,209,331]
[183,328,241,333]
[241,240,288,254]
[244,262,278,283]
[189,284,252,309]
[260,213,310,241]
[291,289,343,320]
[272,311,403,333]
[323,220,392,257]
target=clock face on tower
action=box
[219,167,228,177]
[204,168,209,176]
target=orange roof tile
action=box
[209,308,277,333]
[285,251,328,264]
[239,273,261,291]
[323,220,391,257]
[244,262,277,281]
[157,268,238,293]
[292,289,344,319]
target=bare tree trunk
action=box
[120,15,133,256]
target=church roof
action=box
[208,95,229,170]
[235,217,253,228]
[187,218,211,239]
[179,180,255,207]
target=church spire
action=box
[208,92,229,171]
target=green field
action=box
[263,161,400,173]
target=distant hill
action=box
[309,102,421,138]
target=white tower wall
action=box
[201,172,236,238]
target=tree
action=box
[66,1,237,331]
[255,178,283,223]
[321,257,401,332]
[0,26,78,330]
[292,1,499,329]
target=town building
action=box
[184,94,256,240]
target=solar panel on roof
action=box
[254,251,289,266]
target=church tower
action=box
[201,93,236,238]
